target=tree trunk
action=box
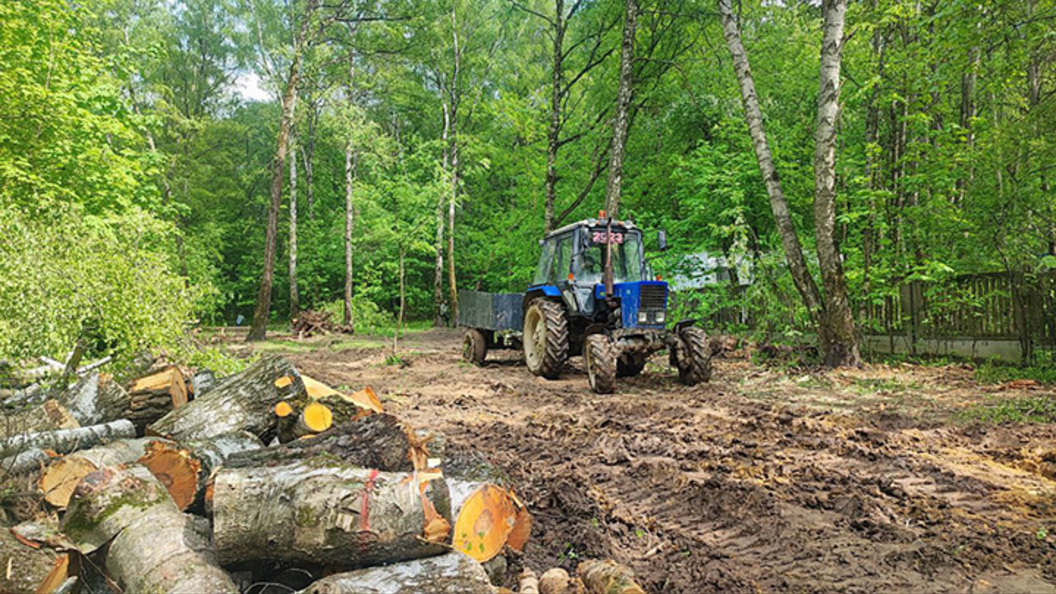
[232,413,428,473]
[39,437,167,509]
[0,419,135,458]
[303,100,318,218]
[289,121,300,319]
[717,0,825,324]
[211,460,451,567]
[125,366,188,432]
[344,49,357,330]
[812,0,860,367]
[434,105,449,327]
[248,3,316,342]
[299,552,493,594]
[544,0,566,234]
[62,465,238,593]
[146,356,306,443]
[447,7,461,326]
[0,523,73,594]
[604,0,638,218]
[1,448,51,475]
[0,399,78,440]
[577,559,645,594]
[138,431,263,511]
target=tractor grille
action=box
[640,285,666,311]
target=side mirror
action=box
[657,230,668,251]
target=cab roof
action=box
[545,218,639,240]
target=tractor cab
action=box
[528,216,666,331]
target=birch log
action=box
[211,459,451,567]
[147,356,306,442]
[61,465,237,594]
[298,552,493,594]
[39,437,169,508]
[60,374,128,426]
[0,419,135,457]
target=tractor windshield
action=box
[577,228,645,284]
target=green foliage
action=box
[960,396,1056,425]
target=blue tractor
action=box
[458,214,712,393]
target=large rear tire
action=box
[616,354,646,378]
[523,300,568,379]
[585,335,616,394]
[676,327,712,385]
[462,329,487,366]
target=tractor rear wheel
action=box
[617,354,646,377]
[676,327,712,385]
[585,335,616,394]
[523,300,568,379]
[462,329,487,366]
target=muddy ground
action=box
[227,328,1056,593]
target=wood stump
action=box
[61,465,237,594]
[126,366,188,432]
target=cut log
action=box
[39,437,168,509]
[1,448,51,475]
[539,568,585,594]
[452,483,531,562]
[147,356,306,443]
[138,431,263,510]
[520,568,541,594]
[0,419,135,457]
[125,366,188,431]
[0,399,79,439]
[60,374,128,426]
[0,526,74,594]
[61,465,238,593]
[211,459,451,567]
[298,552,493,594]
[228,413,428,473]
[275,377,381,442]
[576,560,644,594]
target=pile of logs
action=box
[0,354,639,593]
[292,309,353,337]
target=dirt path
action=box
[242,329,1056,593]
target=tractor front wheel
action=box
[675,327,713,385]
[523,300,568,379]
[462,329,487,366]
[585,335,616,394]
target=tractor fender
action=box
[673,319,697,334]
[523,286,562,309]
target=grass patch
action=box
[852,377,913,394]
[959,396,1056,424]
[974,363,1056,385]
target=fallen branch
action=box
[298,552,493,593]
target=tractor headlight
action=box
[638,311,648,323]
[656,312,665,324]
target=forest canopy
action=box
[1,0,1053,364]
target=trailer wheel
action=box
[523,300,568,379]
[462,329,487,366]
[585,335,616,394]
[617,354,646,378]
[676,327,712,385]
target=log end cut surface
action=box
[138,441,201,510]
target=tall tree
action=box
[446,3,462,324]
[604,0,638,217]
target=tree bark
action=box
[247,2,317,342]
[62,465,238,593]
[577,559,645,594]
[544,0,567,234]
[812,0,860,367]
[0,399,78,440]
[146,356,306,443]
[60,373,129,426]
[39,437,168,509]
[289,119,300,320]
[138,431,263,511]
[211,460,451,567]
[0,522,73,594]
[447,5,461,326]
[299,552,493,594]
[0,419,135,457]
[434,103,450,327]
[604,0,638,218]
[234,413,428,473]
[344,48,357,329]
[717,0,825,324]
[1,448,51,475]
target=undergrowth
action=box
[959,396,1056,424]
